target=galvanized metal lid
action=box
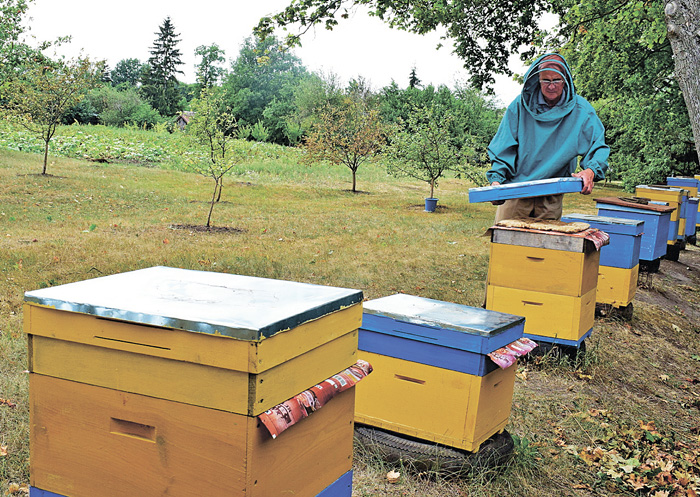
[362,293,524,337]
[24,266,363,341]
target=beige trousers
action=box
[494,194,564,223]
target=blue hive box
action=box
[358,294,525,377]
[469,177,583,203]
[595,197,674,262]
[561,213,643,269]
[685,198,698,237]
[666,176,699,196]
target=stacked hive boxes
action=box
[666,177,699,244]
[562,214,643,315]
[24,267,363,497]
[355,294,525,452]
[595,197,675,271]
[635,185,688,253]
[485,226,600,348]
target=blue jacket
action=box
[486,53,609,185]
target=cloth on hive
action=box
[488,337,539,369]
[258,360,373,439]
[487,217,611,251]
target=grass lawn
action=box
[1,130,699,496]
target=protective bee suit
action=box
[486,53,609,220]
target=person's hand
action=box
[489,181,505,205]
[572,169,595,195]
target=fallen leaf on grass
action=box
[0,445,7,456]
[386,470,400,484]
[659,374,670,382]
[0,398,17,408]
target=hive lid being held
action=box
[24,266,363,341]
[468,177,583,203]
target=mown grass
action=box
[1,126,699,496]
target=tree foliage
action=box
[223,35,309,144]
[542,0,697,187]
[186,88,252,227]
[195,43,226,89]
[4,57,103,174]
[0,0,64,90]
[254,0,550,91]
[385,104,481,199]
[256,0,699,175]
[111,58,144,88]
[140,17,184,117]
[85,84,161,128]
[379,82,501,164]
[304,94,388,192]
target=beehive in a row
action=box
[25,267,363,497]
[562,213,643,310]
[485,225,602,347]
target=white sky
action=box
[25,0,534,107]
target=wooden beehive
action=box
[595,197,674,263]
[355,294,525,452]
[485,227,600,346]
[636,185,688,243]
[25,266,363,497]
[561,214,644,308]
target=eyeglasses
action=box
[540,79,565,87]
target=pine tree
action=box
[408,66,422,89]
[140,17,183,117]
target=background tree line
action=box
[1,0,697,191]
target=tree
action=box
[140,17,184,117]
[186,88,252,227]
[541,0,697,187]
[0,0,65,90]
[111,58,144,88]
[85,84,161,128]
[4,57,103,174]
[304,94,388,192]
[195,43,226,89]
[255,0,699,169]
[408,66,422,89]
[385,104,481,200]
[223,34,309,144]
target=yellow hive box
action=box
[486,285,596,342]
[24,267,363,497]
[24,267,363,416]
[30,374,354,497]
[355,351,516,452]
[488,243,598,297]
[635,185,685,222]
[596,264,639,307]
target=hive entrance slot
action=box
[110,418,156,442]
[94,336,170,350]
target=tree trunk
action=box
[42,139,49,175]
[352,169,357,192]
[665,0,700,161]
[216,178,223,202]
[206,179,219,228]
[430,178,435,199]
